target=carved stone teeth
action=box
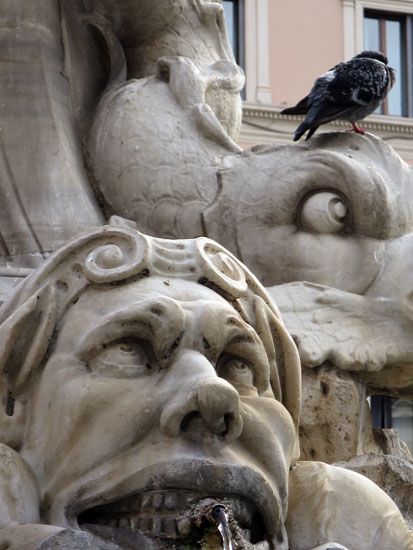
[130,517,139,530]
[123,516,191,540]
[138,517,152,533]
[141,493,152,511]
[162,518,177,538]
[176,516,192,537]
[85,492,254,538]
[151,517,162,535]
[152,492,164,510]
[164,493,178,510]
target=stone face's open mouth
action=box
[78,488,268,547]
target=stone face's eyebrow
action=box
[74,297,185,363]
[196,308,269,384]
[195,309,246,359]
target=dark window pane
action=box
[364,17,380,51]
[392,399,413,453]
[371,395,393,428]
[223,1,236,57]
[386,19,404,115]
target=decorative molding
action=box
[244,0,272,104]
[240,103,413,162]
[243,104,413,133]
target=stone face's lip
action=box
[68,459,282,539]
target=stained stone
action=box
[0,2,412,549]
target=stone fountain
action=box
[0,1,411,548]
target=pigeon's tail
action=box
[280,95,309,116]
[293,122,319,141]
[293,121,310,141]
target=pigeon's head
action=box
[353,50,395,88]
[354,50,388,65]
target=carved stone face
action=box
[20,277,296,547]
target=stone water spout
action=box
[209,504,233,550]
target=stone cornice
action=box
[240,103,413,163]
[242,103,413,135]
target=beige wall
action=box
[268,0,344,108]
[241,0,413,163]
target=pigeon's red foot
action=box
[348,122,365,134]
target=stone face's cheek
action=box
[22,355,161,499]
[239,397,296,484]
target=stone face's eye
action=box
[88,339,153,378]
[299,191,349,233]
[217,356,257,394]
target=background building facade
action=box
[223,0,413,453]
[224,0,413,163]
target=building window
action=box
[363,10,412,117]
[371,395,413,453]
[223,0,245,68]
[392,398,413,453]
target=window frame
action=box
[371,395,413,453]
[344,0,413,118]
[364,9,409,116]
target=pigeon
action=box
[280,51,395,141]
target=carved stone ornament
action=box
[0,225,411,549]
[0,1,412,548]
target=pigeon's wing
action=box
[304,100,354,127]
[292,65,361,141]
[328,58,390,105]
[304,58,390,127]
[303,67,358,126]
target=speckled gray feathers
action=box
[281,51,395,141]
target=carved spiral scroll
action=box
[198,240,248,298]
[84,231,149,283]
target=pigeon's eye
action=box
[299,192,349,233]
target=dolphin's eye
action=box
[299,191,349,233]
[88,338,154,378]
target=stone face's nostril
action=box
[180,411,203,434]
[180,410,232,441]
[160,378,243,442]
[159,351,243,442]
[195,377,243,442]
[180,411,223,441]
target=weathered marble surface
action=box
[2,4,412,392]
[287,461,413,550]
[0,225,411,549]
[0,225,299,548]
[0,0,242,268]
[0,0,412,547]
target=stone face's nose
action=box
[160,350,243,443]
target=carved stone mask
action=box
[0,225,300,548]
